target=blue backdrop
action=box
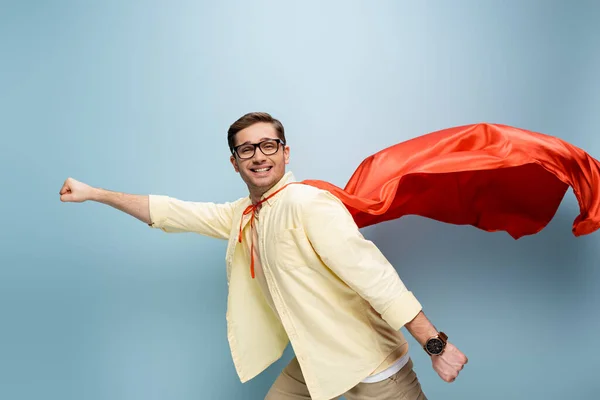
[1,1,599,399]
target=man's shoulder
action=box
[230,196,250,206]
[281,183,342,208]
[236,195,254,208]
[217,196,250,212]
[285,182,327,198]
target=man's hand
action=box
[59,177,95,203]
[404,312,468,382]
[431,342,468,383]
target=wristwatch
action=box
[423,332,448,356]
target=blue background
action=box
[1,1,599,399]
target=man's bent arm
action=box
[299,189,469,382]
[300,189,422,331]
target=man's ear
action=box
[230,155,240,173]
[283,145,290,165]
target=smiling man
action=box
[60,112,467,399]
[227,117,289,204]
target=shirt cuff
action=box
[380,291,423,331]
[147,194,170,229]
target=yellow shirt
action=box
[148,172,423,400]
[250,211,406,379]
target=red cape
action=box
[303,123,600,239]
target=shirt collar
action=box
[254,171,296,207]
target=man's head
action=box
[228,112,290,200]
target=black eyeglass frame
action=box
[231,138,286,160]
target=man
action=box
[60,112,467,399]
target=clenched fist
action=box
[431,342,468,383]
[59,177,95,203]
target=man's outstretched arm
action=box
[60,177,151,223]
[59,177,237,239]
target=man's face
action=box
[230,122,290,196]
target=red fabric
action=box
[302,123,600,239]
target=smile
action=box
[250,167,272,173]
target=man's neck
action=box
[248,172,291,204]
[249,184,275,204]
[250,190,267,205]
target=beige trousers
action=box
[266,357,428,400]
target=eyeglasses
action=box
[232,138,285,160]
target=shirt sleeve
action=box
[147,194,238,240]
[300,189,422,331]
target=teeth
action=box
[253,167,270,172]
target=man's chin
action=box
[245,175,279,191]
[251,177,275,189]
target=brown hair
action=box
[227,112,286,153]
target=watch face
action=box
[426,338,444,355]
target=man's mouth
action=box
[250,166,272,173]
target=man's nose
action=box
[252,147,267,162]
